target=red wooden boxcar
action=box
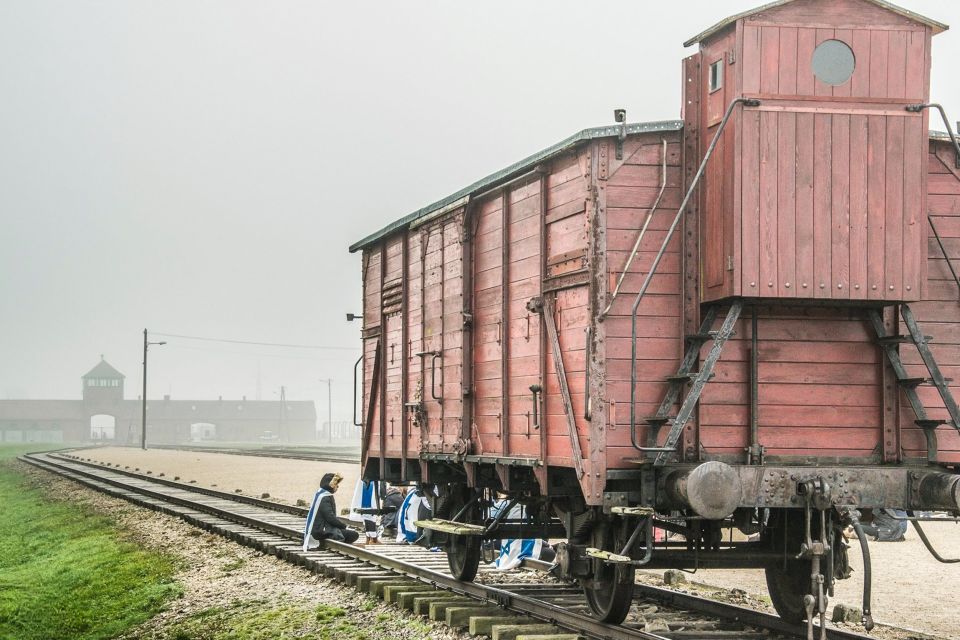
[351,0,960,628]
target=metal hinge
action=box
[726,255,734,271]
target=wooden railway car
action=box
[350,0,960,631]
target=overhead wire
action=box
[160,343,356,361]
[153,332,356,351]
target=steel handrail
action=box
[630,97,759,450]
[353,355,363,426]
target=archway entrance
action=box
[190,422,216,442]
[90,414,116,441]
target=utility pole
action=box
[279,385,286,442]
[141,329,166,450]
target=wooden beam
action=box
[540,294,585,479]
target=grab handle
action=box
[352,355,363,426]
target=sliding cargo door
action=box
[471,183,544,460]
[418,215,465,455]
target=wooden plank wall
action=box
[602,131,685,467]
[698,306,882,460]
[902,143,960,461]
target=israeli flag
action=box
[302,486,331,552]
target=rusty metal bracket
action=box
[614,108,627,160]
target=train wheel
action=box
[447,531,481,581]
[764,562,810,624]
[581,520,635,623]
[436,489,481,582]
[764,509,811,624]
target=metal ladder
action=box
[867,304,960,461]
[637,301,743,466]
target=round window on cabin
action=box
[811,39,855,86]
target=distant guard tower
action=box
[82,357,125,406]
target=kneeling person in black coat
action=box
[302,472,360,550]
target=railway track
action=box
[20,451,878,640]
[126,443,361,464]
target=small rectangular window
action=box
[709,59,723,93]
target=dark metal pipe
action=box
[630,97,760,450]
[584,326,593,420]
[749,307,760,463]
[483,498,518,536]
[850,521,875,631]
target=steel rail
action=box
[49,451,309,515]
[20,452,877,640]
[136,443,361,464]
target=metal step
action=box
[643,415,674,425]
[414,519,485,536]
[666,372,715,384]
[898,377,953,389]
[915,418,954,429]
[878,334,933,345]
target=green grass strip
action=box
[0,445,182,640]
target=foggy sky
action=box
[2,1,959,429]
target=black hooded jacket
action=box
[381,487,404,529]
[310,473,347,538]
